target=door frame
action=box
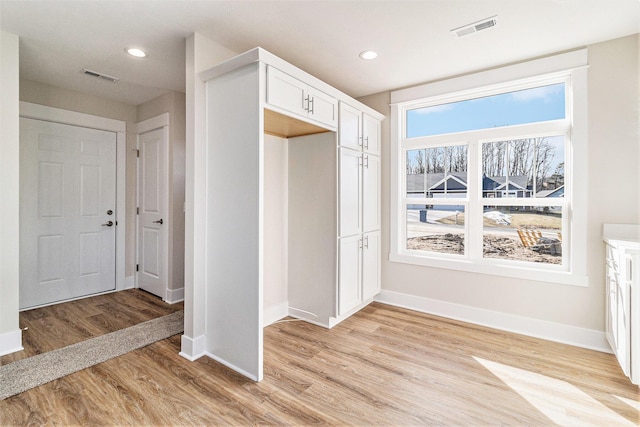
[135,113,170,301]
[19,102,127,294]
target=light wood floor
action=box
[1,291,638,426]
[0,289,183,366]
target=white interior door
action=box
[20,118,117,309]
[137,127,167,299]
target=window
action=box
[390,50,588,285]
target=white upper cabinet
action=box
[267,66,338,128]
[338,102,362,151]
[362,113,381,156]
[339,102,381,156]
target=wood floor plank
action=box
[0,289,182,366]
[1,294,638,425]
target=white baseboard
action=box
[375,290,611,353]
[165,287,185,304]
[264,300,289,326]
[0,329,23,357]
[124,275,135,290]
[179,334,206,361]
[205,351,260,382]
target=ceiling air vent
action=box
[451,15,497,38]
[82,68,119,83]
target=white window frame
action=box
[390,49,588,286]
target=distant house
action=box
[407,172,533,202]
[481,175,532,198]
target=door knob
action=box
[153,218,164,225]
[102,221,114,227]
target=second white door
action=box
[137,127,168,299]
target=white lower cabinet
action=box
[362,231,381,301]
[339,235,362,315]
[603,224,640,385]
[339,230,381,316]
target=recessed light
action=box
[125,47,147,58]
[359,50,378,60]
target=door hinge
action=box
[136,207,139,215]
[136,149,140,158]
[136,264,139,272]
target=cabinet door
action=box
[362,231,380,301]
[307,86,338,127]
[363,113,381,156]
[266,66,306,117]
[339,102,361,150]
[362,154,381,233]
[339,148,362,237]
[339,235,362,315]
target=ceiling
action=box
[1,0,638,106]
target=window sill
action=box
[389,252,588,287]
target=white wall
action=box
[182,33,238,359]
[0,31,22,355]
[263,134,289,325]
[358,34,639,351]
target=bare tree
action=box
[482,137,557,192]
[415,150,425,174]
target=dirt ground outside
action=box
[406,209,562,264]
[407,233,562,264]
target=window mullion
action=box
[467,140,482,261]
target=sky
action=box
[406,83,565,138]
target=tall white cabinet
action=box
[338,102,381,315]
[194,48,384,381]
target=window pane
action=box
[482,136,564,198]
[482,206,562,265]
[406,205,465,255]
[407,83,565,138]
[406,146,468,199]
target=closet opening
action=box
[263,108,338,327]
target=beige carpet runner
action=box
[0,311,184,400]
